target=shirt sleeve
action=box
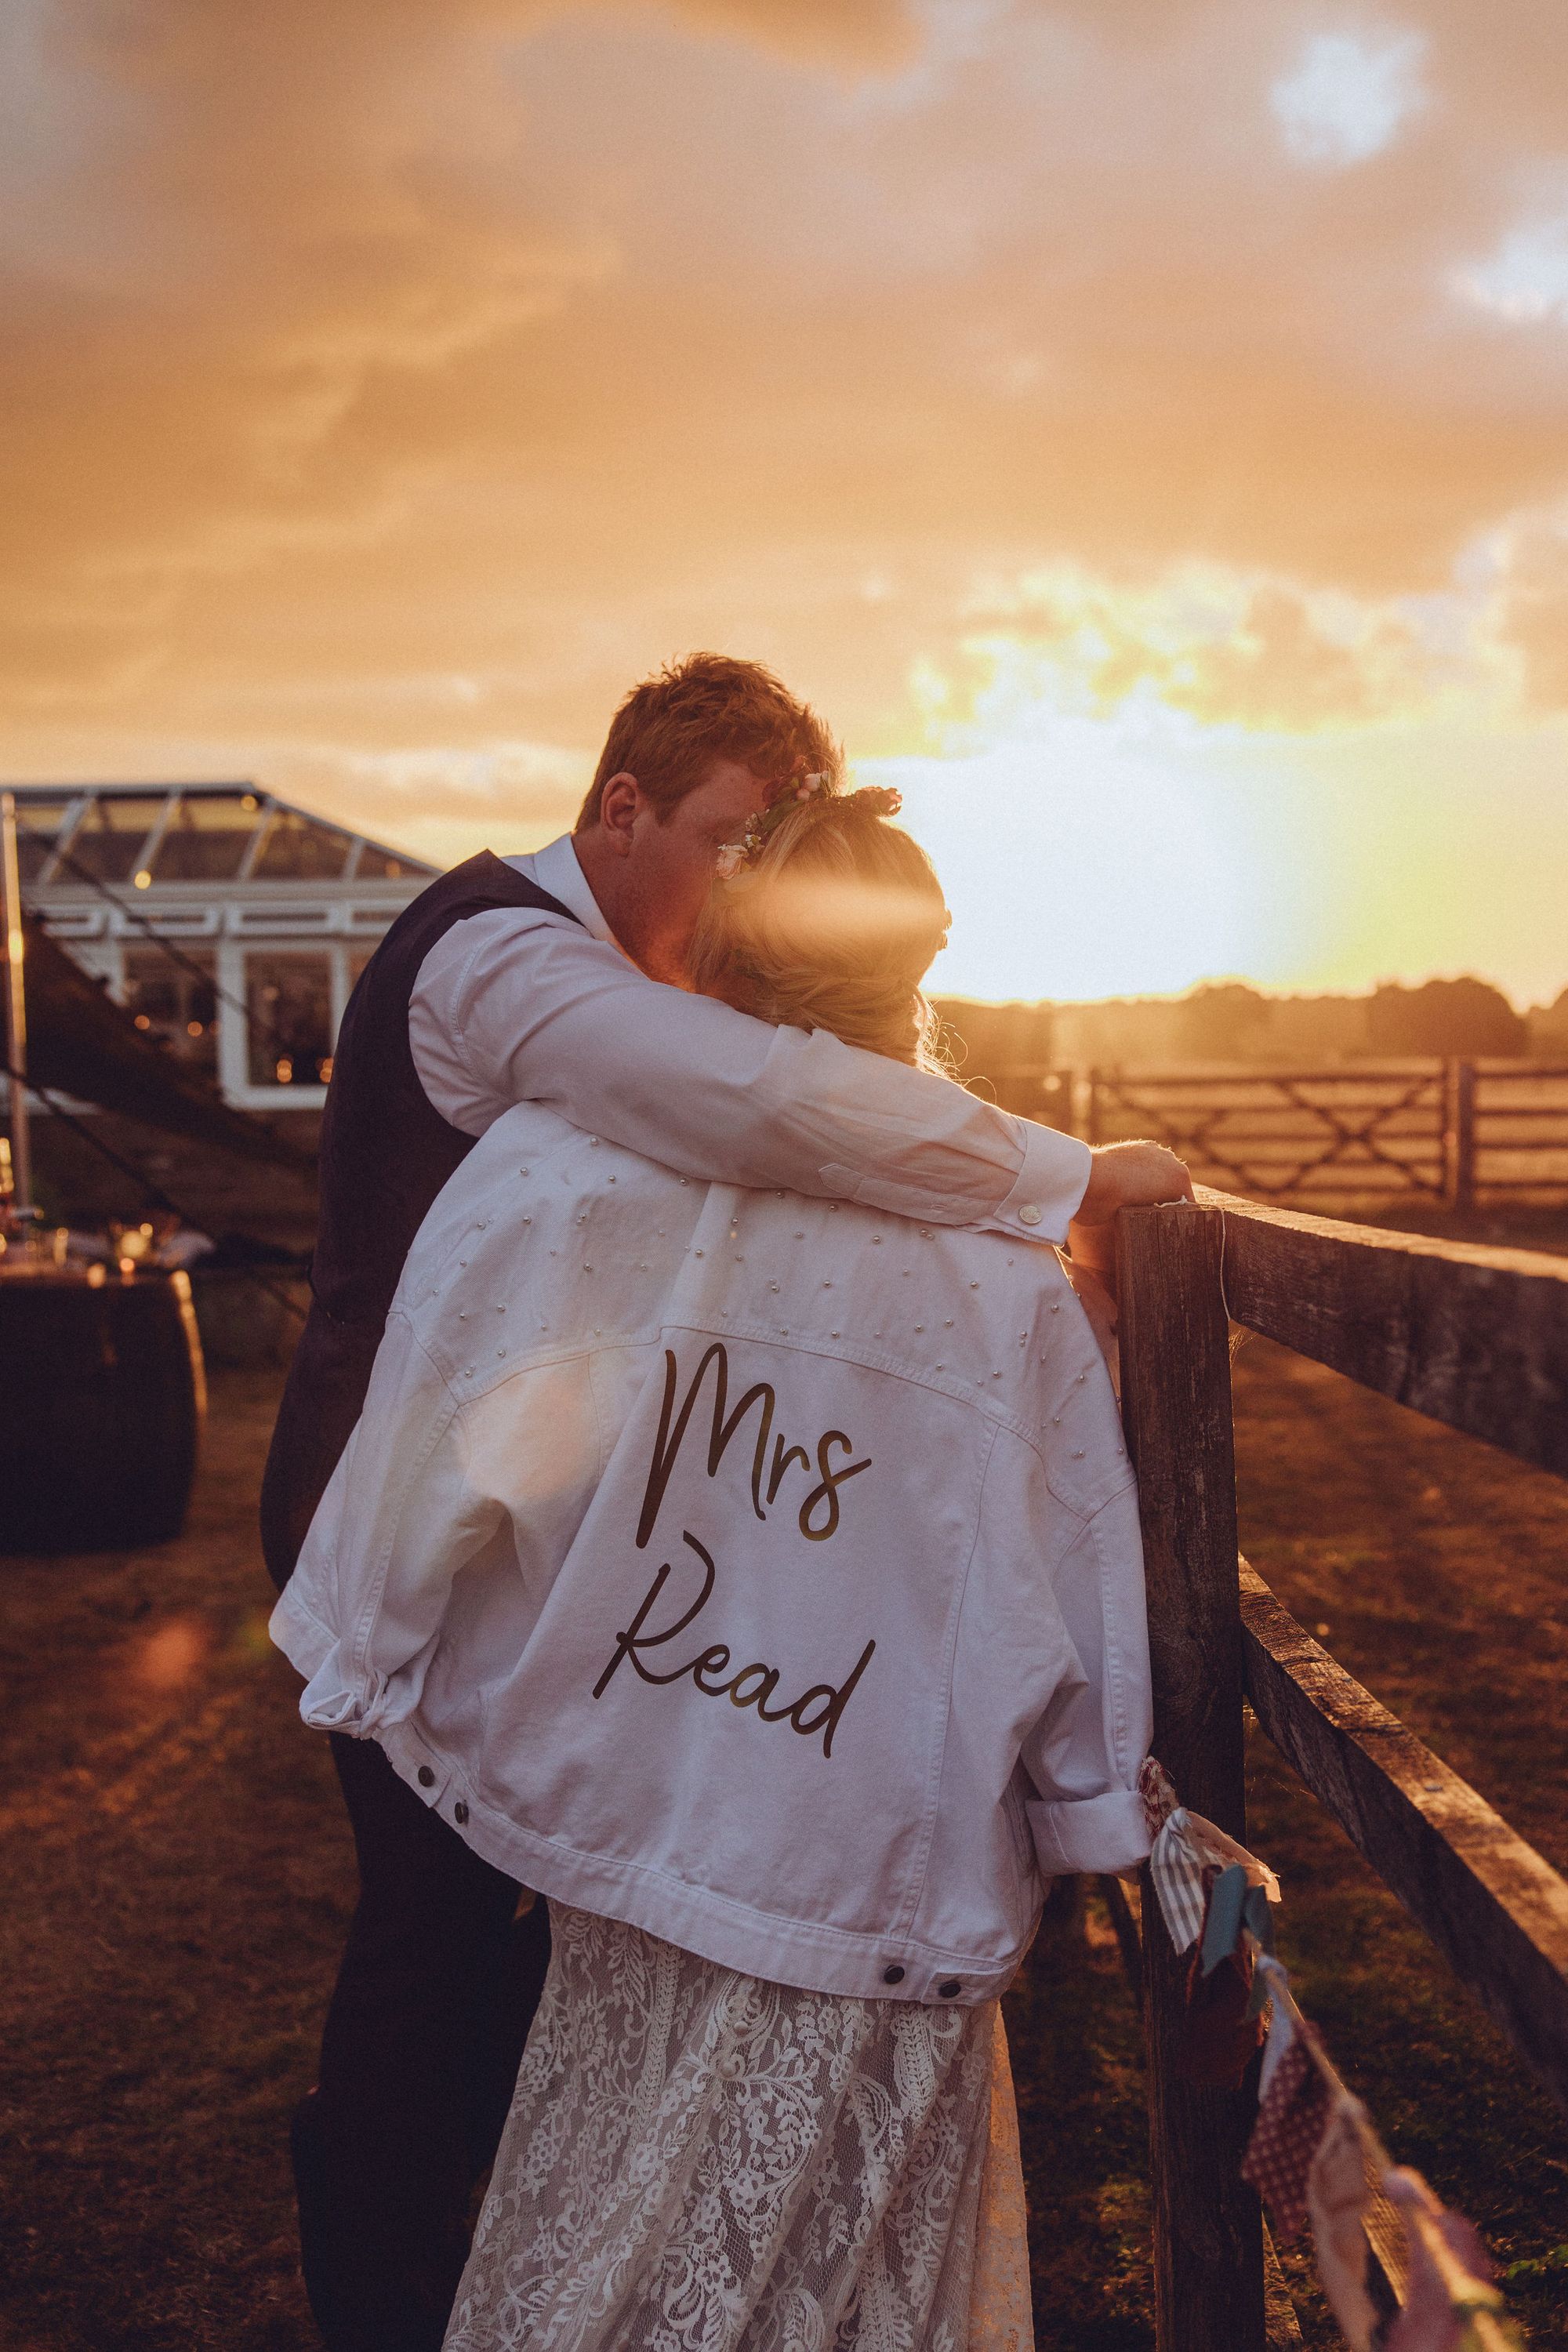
[408,906,1092,1243]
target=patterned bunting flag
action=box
[1138,1755,1180,1833]
[1148,1806,1210,1953]
[1147,1806,1281,1955]
[1241,2027,1332,2239]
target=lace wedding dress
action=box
[445,1904,1033,2352]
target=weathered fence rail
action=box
[1240,1563,1568,2109]
[984,1062,1568,1211]
[1112,1188,1568,2351]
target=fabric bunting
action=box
[1305,2090,1381,2352]
[1148,1806,1210,1953]
[1248,1960,1522,2350]
[1200,1860,1252,1976]
[1138,1762,1522,2347]
[1147,1803,1281,1956]
[1382,2169,1509,2352]
[1241,2029,1331,2239]
[1177,1865,1269,2089]
[1137,1754,1180,1834]
[1201,1862,1276,1979]
[1178,1937,1262,2089]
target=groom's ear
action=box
[597,772,641,855]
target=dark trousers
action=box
[292,1736,553,2352]
[263,1309,552,2352]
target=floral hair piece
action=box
[714,776,902,880]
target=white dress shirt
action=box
[503,832,621,941]
[406,833,1093,1243]
[273,1104,1153,2007]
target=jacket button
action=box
[938,1978,962,1999]
[882,1965,906,1985]
[1018,1203,1043,1227]
[417,1766,435,1788]
[453,1801,470,1825]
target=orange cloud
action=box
[4,0,1568,802]
[1496,522,1568,708]
[1168,591,1426,730]
[939,567,1443,737]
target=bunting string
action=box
[1135,1759,1523,2352]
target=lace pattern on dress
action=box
[444,1904,1015,2352]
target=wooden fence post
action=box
[1444,1059,1476,1214]
[1048,1066,1080,1138]
[1116,1200,1265,2352]
[1087,1066,1104,1147]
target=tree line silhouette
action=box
[934,978,1568,1076]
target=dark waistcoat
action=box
[260,851,582,1588]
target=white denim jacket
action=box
[272,1105,1153,2006]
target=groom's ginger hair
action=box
[575,653,842,829]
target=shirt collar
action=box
[505,834,616,947]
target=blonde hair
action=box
[689,789,951,1069]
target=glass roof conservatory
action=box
[13,785,436,1111]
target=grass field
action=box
[2,1297,1565,2349]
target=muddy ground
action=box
[2,1304,1565,2349]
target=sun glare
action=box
[872,683,1568,1011]
[878,723,1285,1005]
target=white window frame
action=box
[218,939,376,1111]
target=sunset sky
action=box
[5,0,1568,1004]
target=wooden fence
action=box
[979,1063,1568,1213]
[1112,1189,1568,2350]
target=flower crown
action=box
[714,775,902,880]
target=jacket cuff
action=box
[1027,1787,1153,1876]
[269,1584,336,1683]
[993,1125,1092,1244]
[296,1652,378,1733]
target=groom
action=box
[262,652,1191,2351]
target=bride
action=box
[274,779,1153,2351]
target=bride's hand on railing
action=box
[1069,1142,1192,1310]
[1076,1140,1192,1225]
